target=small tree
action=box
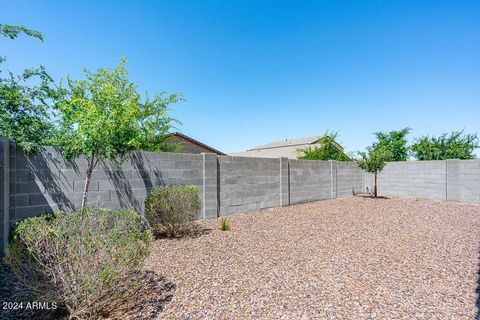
[356,147,391,197]
[297,131,351,161]
[410,130,479,160]
[372,127,411,161]
[55,59,183,208]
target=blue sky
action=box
[1,0,479,154]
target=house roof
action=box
[229,134,341,159]
[230,145,313,159]
[165,132,226,155]
[249,135,325,151]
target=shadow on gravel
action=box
[154,225,212,240]
[354,193,390,200]
[0,263,176,320]
[108,270,176,320]
[0,262,68,320]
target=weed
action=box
[219,217,230,231]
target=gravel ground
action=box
[147,196,480,319]
[0,264,174,320]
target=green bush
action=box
[4,207,153,319]
[145,185,201,237]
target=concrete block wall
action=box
[1,138,7,256]
[202,153,218,219]
[446,160,480,203]
[375,161,447,200]
[289,159,331,204]
[3,136,479,254]
[364,159,480,204]
[10,147,204,220]
[336,161,364,197]
[279,157,289,207]
[218,156,281,215]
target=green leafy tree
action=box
[55,59,183,208]
[0,67,56,154]
[297,131,351,161]
[356,147,392,197]
[410,130,479,160]
[0,23,56,154]
[372,127,411,161]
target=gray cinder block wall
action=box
[218,156,282,215]
[202,153,218,219]
[337,161,364,197]
[289,159,332,204]
[446,159,480,203]
[11,147,205,219]
[377,161,447,200]
[3,137,479,255]
[1,138,8,256]
[0,138,365,254]
[364,160,480,203]
[0,143,206,255]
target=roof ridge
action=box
[165,131,226,155]
[249,135,324,150]
[249,142,313,151]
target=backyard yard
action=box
[149,196,480,319]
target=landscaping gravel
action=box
[147,196,480,319]
[0,265,174,320]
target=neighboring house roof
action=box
[165,132,226,155]
[249,135,325,150]
[229,135,342,159]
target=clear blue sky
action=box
[2,0,479,154]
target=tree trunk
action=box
[81,156,99,209]
[374,173,378,198]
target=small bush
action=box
[145,185,201,237]
[219,217,230,231]
[4,207,153,320]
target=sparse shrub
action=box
[144,185,201,237]
[219,217,230,231]
[4,207,153,319]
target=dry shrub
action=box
[144,185,201,237]
[4,207,153,320]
